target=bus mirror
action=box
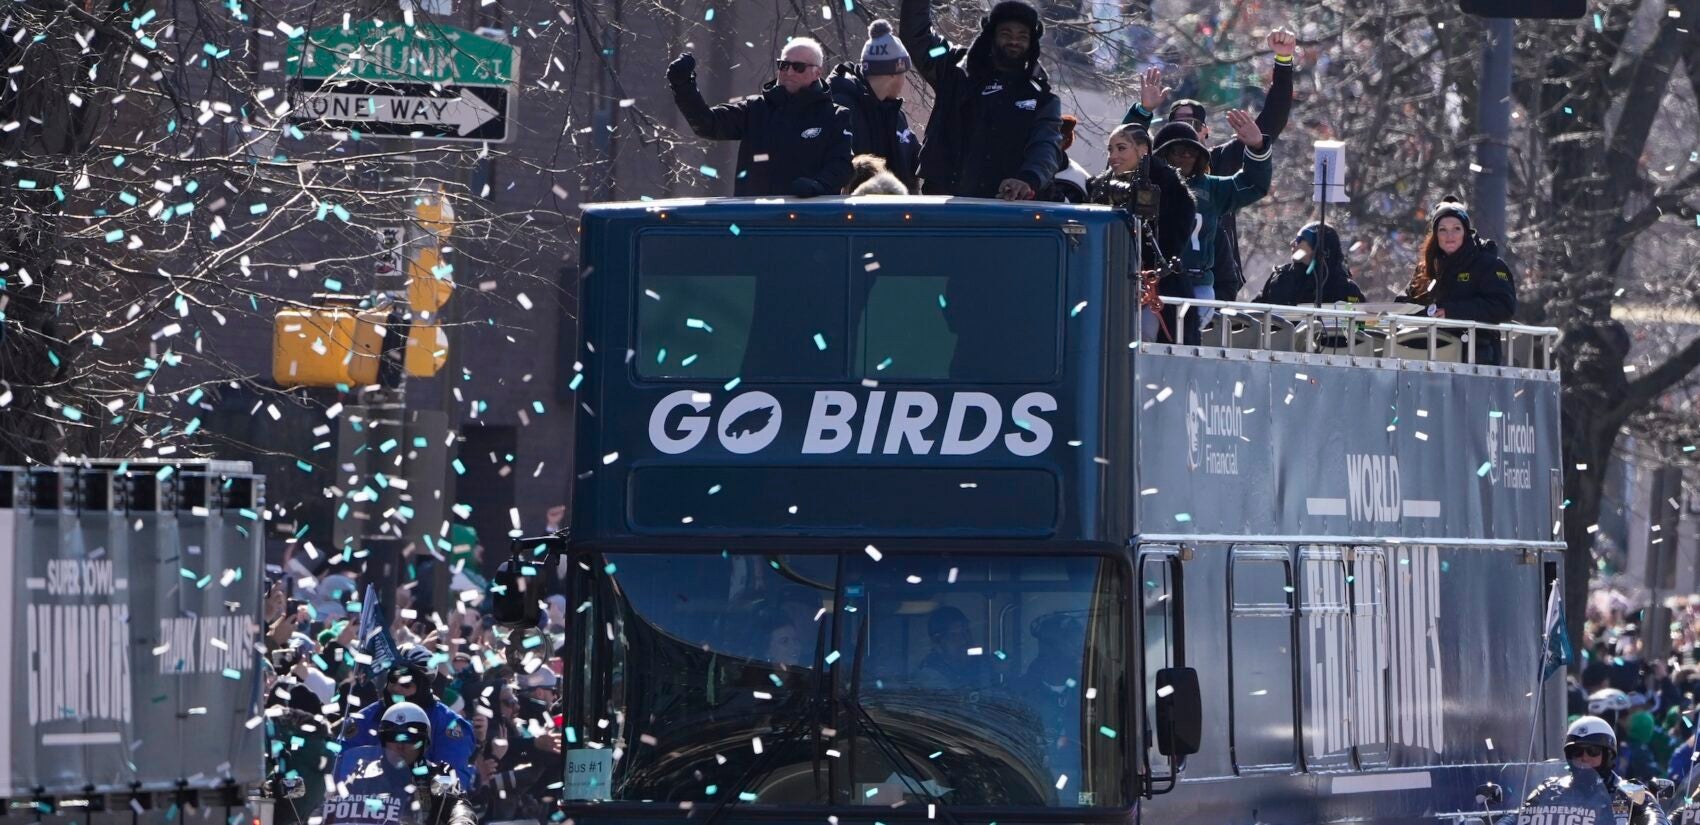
[1154,667,1202,757]
[490,557,542,629]
[1651,778,1676,802]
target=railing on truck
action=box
[1157,298,1560,369]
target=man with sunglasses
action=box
[668,38,853,198]
[338,645,478,790]
[1513,716,1667,825]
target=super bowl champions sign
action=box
[0,468,266,798]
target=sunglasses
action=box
[1565,745,1605,758]
[775,59,817,73]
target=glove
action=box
[430,773,460,797]
[282,776,305,800]
[790,177,826,198]
[667,53,697,89]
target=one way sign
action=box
[290,80,510,142]
[292,82,506,140]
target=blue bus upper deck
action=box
[556,196,1567,825]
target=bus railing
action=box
[1147,298,1560,370]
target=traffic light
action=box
[405,193,455,377]
[1459,0,1584,18]
[272,306,388,387]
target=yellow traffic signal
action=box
[272,307,387,387]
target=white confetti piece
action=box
[864,544,882,561]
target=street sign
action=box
[286,23,517,142]
[376,226,405,278]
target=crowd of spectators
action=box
[259,522,570,825]
[1569,589,1700,795]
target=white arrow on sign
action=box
[296,87,499,136]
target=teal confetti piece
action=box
[813,333,827,350]
[705,785,718,795]
[61,406,83,421]
[1476,461,1493,477]
[119,191,138,206]
[17,180,36,189]
[113,154,126,167]
[222,668,241,680]
[1097,726,1118,739]
[1174,512,1192,523]
[705,7,715,19]
[532,401,546,414]
[708,484,722,495]
[929,45,948,57]
[929,751,943,759]
[739,793,758,802]
[876,357,892,371]
[568,373,584,390]
[686,318,713,332]
[729,223,739,235]
[657,347,668,364]
[681,354,699,366]
[824,650,841,665]
[249,202,269,215]
[104,229,125,243]
[604,562,618,574]
[700,165,719,179]
[1070,300,1088,317]
[724,376,742,391]
[938,294,947,308]
[333,204,351,222]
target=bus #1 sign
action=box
[647,390,1057,457]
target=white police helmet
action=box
[1565,715,1618,759]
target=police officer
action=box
[329,703,476,825]
[338,645,477,789]
[1517,716,1667,825]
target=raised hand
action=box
[1225,109,1264,151]
[1140,66,1171,112]
[1268,29,1297,60]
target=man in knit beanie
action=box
[827,19,918,190]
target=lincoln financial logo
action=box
[1487,411,1537,490]
[1186,388,1243,475]
[648,389,1057,456]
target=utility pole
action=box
[1473,18,1514,243]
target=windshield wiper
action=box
[700,616,830,825]
[842,615,965,825]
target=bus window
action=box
[1299,547,1351,770]
[1230,549,1297,772]
[850,235,1062,382]
[636,233,848,380]
[1139,550,1180,775]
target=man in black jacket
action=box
[829,20,918,192]
[668,38,853,197]
[1124,29,1298,299]
[899,0,1063,200]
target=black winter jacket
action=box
[672,79,853,197]
[1085,157,1196,270]
[899,0,1063,197]
[1255,260,1365,306]
[827,63,919,192]
[1404,236,1517,365]
[1123,62,1294,299]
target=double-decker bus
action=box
[528,196,1566,825]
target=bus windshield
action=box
[567,551,1132,809]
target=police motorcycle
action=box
[1477,717,1673,825]
[319,703,478,825]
